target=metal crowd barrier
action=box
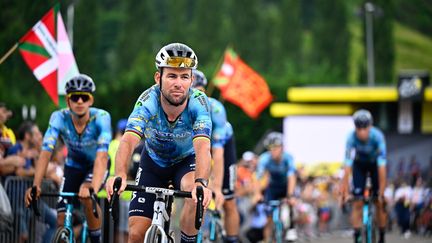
[0,176,121,243]
[0,177,59,243]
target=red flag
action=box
[213,48,273,119]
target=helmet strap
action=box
[158,68,164,90]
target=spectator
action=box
[245,192,267,243]
[7,121,41,177]
[108,119,127,178]
[396,156,406,182]
[0,102,20,177]
[408,155,421,187]
[236,151,261,228]
[394,181,412,238]
[8,121,56,242]
[410,177,426,233]
[384,182,396,231]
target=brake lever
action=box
[89,187,99,218]
[30,186,40,217]
[195,186,204,230]
[109,177,122,221]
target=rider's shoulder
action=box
[135,85,158,107]
[370,126,385,139]
[188,88,210,111]
[51,109,68,119]
[90,108,111,124]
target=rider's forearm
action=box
[91,152,109,191]
[287,174,296,197]
[33,150,52,187]
[193,138,211,180]
[115,133,140,179]
[378,165,386,196]
[210,147,224,190]
[343,166,352,186]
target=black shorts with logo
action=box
[129,151,195,218]
[222,135,237,200]
[352,160,379,197]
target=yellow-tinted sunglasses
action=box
[166,57,196,68]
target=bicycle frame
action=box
[61,192,89,243]
[362,174,375,243]
[31,187,98,243]
[269,200,284,243]
[143,193,172,243]
[110,177,204,243]
[197,209,225,242]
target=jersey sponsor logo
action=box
[145,187,174,196]
[65,139,98,148]
[129,209,144,214]
[138,197,145,203]
[197,96,209,112]
[189,163,196,171]
[136,89,152,107]
[146,127,192,141]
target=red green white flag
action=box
[18,5,79,106]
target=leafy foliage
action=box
[1,0,430,155]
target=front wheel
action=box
[52,227,75,243]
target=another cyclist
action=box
[192,69,240,243]
[105,43,213,243]
[256,132,297,242]
[340,109,387,243]
[25,74,112,243]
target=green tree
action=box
[189,0,231,69]
[309,0,351,83]
[280,0,302,70]
[370,0,395,84]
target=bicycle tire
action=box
[52,227,75,243]
[145,226,163,243]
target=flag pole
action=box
[0,43,18,65]
[208,45,232,97]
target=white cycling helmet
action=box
[65,74,96,94]
[155,43,198,70]
[263,132,283,148]
[191,69,208,88]
[353,109,373,128]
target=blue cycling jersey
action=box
[208,97,233,148]
[42,108,112,169]
[344,126,387,167]
[256,151,296,189]
[125,85,212,167]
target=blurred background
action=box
[1,0,432,179]
[1,0,432,242]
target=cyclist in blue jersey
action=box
[257,132,297,242]
[340,109,387,243]
[192,69,240,243]
[25,74,112,243]
[105,43,213,243]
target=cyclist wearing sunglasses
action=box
[340,109,387,243]
[105,43,213,243]
[25,74,112,243]
[191,69,240,243]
